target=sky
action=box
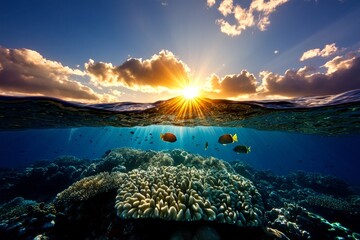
[1,0,360,103]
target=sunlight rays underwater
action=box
[1,125,359,185]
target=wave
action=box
[0,89,359,135]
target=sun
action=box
[182,86,200,99]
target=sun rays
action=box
[159,93,211,122]
[182,86,200,100]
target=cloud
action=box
[218,0,233,16]
[0,47,103,102]
[300,43,339,61]
[261,54,360,97]
[204,70,258,98]
[323,55,354,74]
[207,0,216,7]
[208,0,289,36]
[204,51,360,99]
[85,50,191,93]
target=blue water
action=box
[1,125,359,186]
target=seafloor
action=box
[0,148,359,240]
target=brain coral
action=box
[115,164,263,227]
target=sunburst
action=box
[157,85,213,123]
[182,86,200,100]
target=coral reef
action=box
[305,194,353,212]
[266,202,360,240]
[166,149,234,173]
[54,191,269,240]
[56,172,125,202]
[265,203,311,239]
[115,165,263,226]
[0,197,56,239]
[0,156,91,204]
[0,148,360,239]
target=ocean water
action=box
[0,89,360,239]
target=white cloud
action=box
[323,55,355,74]
[218,0,233,16]
[300,43,339,61]
[208,0,289,36]
[207,0,216,7]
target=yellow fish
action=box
[218,134,238,145]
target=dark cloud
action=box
[204,53,360,99]
[261,55,360,97]
[0,47,100,102]
[85,50,191,92]
[205,70,258,98]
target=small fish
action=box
[160,132,177,143]
[218,134,238,145]
[130,131,135,135]
[205,142,208,150]
[233,145,251,154]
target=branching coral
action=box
[56,172,125,202]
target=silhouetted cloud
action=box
[204,71,258,98]
[261,54,360,97]
[208,0,289,36]
[204,51,360,99]
[300,43,339,61]
[85,50,191,93]
[0,47,104,102]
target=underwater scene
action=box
[2,0,360,239]
[0,89,360,240]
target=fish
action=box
[233,145,251,154]
[160,132,177,143]
[205,142,208,150]
[218,134,238,145]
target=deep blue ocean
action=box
[1,126,360,186]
